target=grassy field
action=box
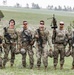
[0,6,74,75]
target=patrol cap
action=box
[59,21,64,25]
[23,21,28,25]
[9,19,15,25]
[40,20,44,25]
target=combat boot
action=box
[60,64,63,70]
[0,65,2,69]
[71,66,74,70]
[0,57,2,69]
[37,65,40,70]
[2,60,7,68]
[54,65,57,70]
[45,66,47,70]
[10,60,14,67]
[30,65,33,69]
[10,63,14,67]
[2,64,5,68]
[22,64,26,68]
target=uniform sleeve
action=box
[65,30,69,38]
[33,29,38,40]
[66,30,68,35]
[2,29,6,44]
[16,31,22,50]
[29,29,33,38]
[17,31,22,44]
[34,30,38,36]
[47,31,52,48]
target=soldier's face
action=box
[60,24,64,29]
[23,22,28,29]
[9,21,15,28]
[39,25,44,30]
[39,22,44,28]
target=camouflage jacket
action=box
[3,27,18,44]
[34,27,52,48]
[54,29,68,44]
[19,28,33,46]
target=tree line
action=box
[2,1,74,12]
[15,3,74,11]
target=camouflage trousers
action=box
[53,44,65,66]
[71,47,74,66]
[36,45,48,67]
[0,47,2,68]
[65,46,74,66]
[21,44,34,68]
[3,44,16,67]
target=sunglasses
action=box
[40,23,44,25]
[60,24,64,25]
[23,23,27,25]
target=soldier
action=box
[0,10,4,68]
[71,22,74,69]
[34,20,52,70]
[67,29,74,69]
[71,29,74,69]
[53,21,68,70]
[0,36,3,69]
[19,21,34,69]
[65,26,72,58]
[3,19,18,68]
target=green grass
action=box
[0,6,74,28]
[0,6,74,75]
[0,54,74,75]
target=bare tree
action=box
[58,5,62,10]
[47,5,50,9]
[31,3,40,9]
[3,0,7,6]
[26,3,29,8]
[15,3,21,8]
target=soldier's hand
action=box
[49,48,52,51]
[0,44,2,47]
[30,41,34,45]
[18,43,22,50]
[48,48,53,58]
[12,42,16,46]
[35,35,39,38]
[3,43,7,48]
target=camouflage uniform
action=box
[67,30,74,69]
[65,29,72,57]
[19,28,34,68]
[71,46,74,69]
[53,29,68,69]
[0,36,3,68]
[34,27,52,68]
[3,27,18,67]
[0,10,4,68]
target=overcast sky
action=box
[0,0,74,8]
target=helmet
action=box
[20,48,26,54]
